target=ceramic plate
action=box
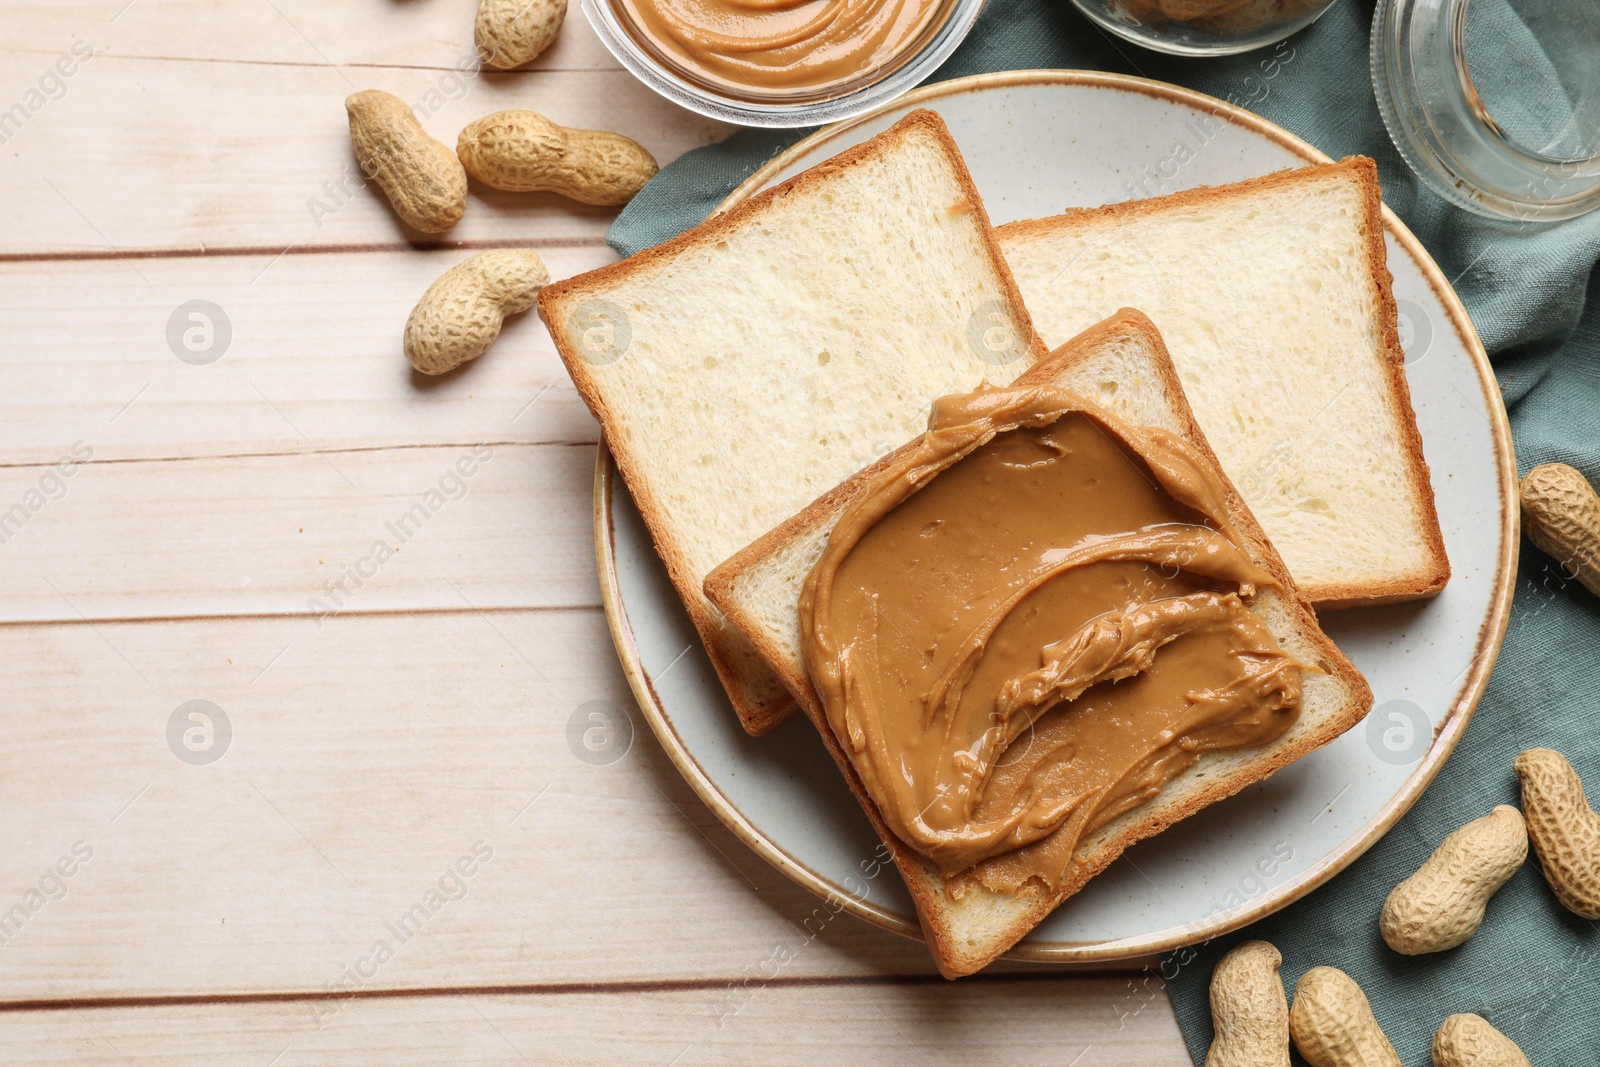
[594,71,1517,961]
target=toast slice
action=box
[704,310,1372,976]
[538,110,1046,735]
[996,159,1448,609]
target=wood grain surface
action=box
[0,1,1192,1061]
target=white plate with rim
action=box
[594,71,1517,963]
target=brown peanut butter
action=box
[616,0,945,94]
[799,385,1306,895]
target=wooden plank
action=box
[0,979,1185,1065]
[0,442,599,623]
[0,247,607,468]
[11,0,624,71]
[0,609,980,1001]
[0,15,731,255]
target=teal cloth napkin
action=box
[607,0,1600,1060]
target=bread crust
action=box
[539,109,1047,736]
[997,158,1450,609]
[706,309,1372,977]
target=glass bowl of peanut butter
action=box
[582,0,986,126]
[1071,0,1337,55]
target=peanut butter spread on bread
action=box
[799,385,1307,895]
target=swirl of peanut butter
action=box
[616,0,946,93]
[799,385,1307,891]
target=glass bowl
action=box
[1372,0,1600,220]
[1066,0,1339,56]
[582,0,987,127]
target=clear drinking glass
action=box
[1373,0,1600,220]
[1067,0,1340,57]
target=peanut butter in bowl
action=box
[585,0,982,123]
[617,0,949,95]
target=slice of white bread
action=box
[996,160,1448,609]
[704,310,1373,977]
[538,110,1046,735]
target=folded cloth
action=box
[606,0,1600,1060]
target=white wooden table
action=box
[0,3,1190,1061]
